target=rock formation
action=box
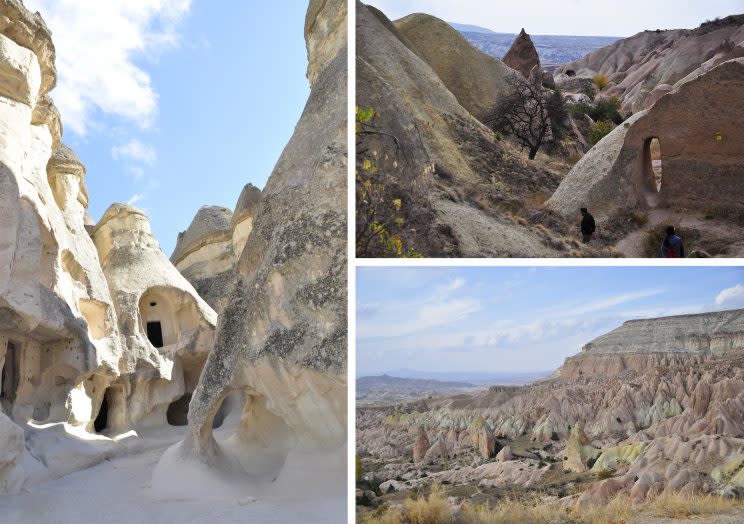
[391,12,520,121]
[555,15,744,113]
[0,0,218,493]
[413,425,430,462]
[502,28,541,80]
[547,58,744,222]
[170,184,262,313]
[154,0,347,490]
[357,2,578,257]
[358,308,744,504]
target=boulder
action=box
[496,445,513,462]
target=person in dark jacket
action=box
[580,208,595,243]
[661,225,684,258]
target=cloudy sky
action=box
[357,266,744,377]
[26,0,310,255]
[365,0,744,36]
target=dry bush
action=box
[645,491,740,519]
[459,498,574,524]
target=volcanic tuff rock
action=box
[0,0,219,493]
[357,308,744,503]
[171,0,347,480]
[555,14,744,113]
[547,58,744,220]
[357,2,568,257]
[392,13,520,121]
[502,29,542,80]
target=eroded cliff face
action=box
[555,15,744,113]
[157,0,347,490]
[358,309,744,503]
[547,58,744,221]
[0,0,217,493]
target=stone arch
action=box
[643,136,663,193]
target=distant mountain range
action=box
[357,374,482,404]
[448,22,621,69]
[378,368,552,385]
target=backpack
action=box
[663,237,678,258]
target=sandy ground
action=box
[636,506,744,523]
[0,425,346,523]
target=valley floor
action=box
[1,426,346,524]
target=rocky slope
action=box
[357,2,591,258]
[0,0,221,493]
[357,308,744,511]
[555,14,744,113]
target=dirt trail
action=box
[614,204,744,257]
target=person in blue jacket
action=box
[661,225,684,258]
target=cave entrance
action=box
[166,392,191,426]
[146,321,164,348]
[1,340,20,413]
[94,388,111,433]
[645,137,663,193]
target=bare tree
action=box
[484,75,553,160]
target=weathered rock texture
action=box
[90,204,217,432]
[357,2,574,257]
[502,29,541,80]
[171,184,262,313]
[547,58,744,220]
[0,0,217,493]
[555,15,744,113]
[392,13,520,121]
[358,308,744,502]
[174,0,347,481]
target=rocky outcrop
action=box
[502,29,541,80]
[547,58,744,220]
[391,13,520,121]
[555,15,744,113]
[171,184,262,313]
[0,0,220,493]
[357,2,569,257]
[162,0,347,486]
[563,424,599,472]
[90,204,217,432]
[413,425,430,462]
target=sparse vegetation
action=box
[360,486,744,524]
[484,75,558,160]
[571,96,623,125]
[587,120,614,145]
[355,106,424,258]
[592,74,609,91]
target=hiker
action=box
[661,225,684,258]
[580,208,595,243]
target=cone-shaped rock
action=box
[503,28,541,79]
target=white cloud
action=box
[25,0,191,136]
[129,166,145,178]
[112,139,157,165]
[127,193,144,206]
[715,284,744,308]
[546,289,666,317]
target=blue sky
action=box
[357,266,744,376]
[366,0,744,36]
[27,0,310,255]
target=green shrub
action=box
[588,120,614,145]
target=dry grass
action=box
[360,486,744,524]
